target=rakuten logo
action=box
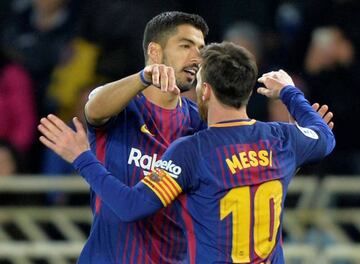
[127,148,181,178]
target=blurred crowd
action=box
[0,0,359,184]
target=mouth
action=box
[183,66,199,79]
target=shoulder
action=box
[180,96,198,111]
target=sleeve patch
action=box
[141,169,182,207]
[295,123,319,139]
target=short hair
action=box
[200,42,258,108]
[143,11,209,61]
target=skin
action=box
[85,24,205,126]
[38,69,334,163]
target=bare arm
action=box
[85,65,180,126]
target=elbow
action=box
[326,134,336,156]
[84,101,109,125]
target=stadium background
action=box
[0,0,359,263]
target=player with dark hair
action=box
[39,41,335,263]
[51,11,208,263]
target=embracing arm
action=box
[74,150,163,222]
[85,65,180,126]
[38,114,164,221]
[258,70,335,155]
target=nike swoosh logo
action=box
[140,124,154,136]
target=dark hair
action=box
[200,42,258,108]
[143,11,208,61]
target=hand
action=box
[257,70,295,99]
[143,64,180,94]
[312,103,334,130]
[38,115,90,163]
[289,103,334,129]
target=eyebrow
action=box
[179,38,205,48]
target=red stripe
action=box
[122,225,131,264]
[216,148,228,189]
[179,195,196,264]
[242,144,251,186]
[95,130,107,214]
[160,178,178,201]
[259,141,269,181]
[129,224,137,264]
[251,143,261,184]
[162,177,178,198]
[223,147,236,186]
[230,144,243,185]
[226,215,230,262]
[163,174,181,196]
[269,198,275,241]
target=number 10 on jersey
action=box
[220,180,283,262]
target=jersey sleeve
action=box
[279,85,336,166]
[73,150,163,222]
[141,136,197,207]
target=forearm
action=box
[85,72,146,125]
[73,150,162,221]
[280,85,335,154]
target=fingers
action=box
[73,117,86,136]
[149,64,177,93]
[167,67,176,92]
[316,104,329,118]
[38,123,57,143]
[313,104,334,129]
[152,66,160,87]
[312,103,320,112]
[39,116,62,137]
[39,135,58,152]
[322,111,333,124]
[159,66,168,91]
[48,114,69,131]
[257,87,271,96]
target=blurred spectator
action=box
[46,37,102,121]
[42,85,92,176]
[0,140,23,176]
[1,0,78,117]
[303,26,360,174]
[0,48,36,154]
[42,85,93,205]
[80,0,183,80]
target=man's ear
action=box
[202,82,212,101]
[148,42,162,64]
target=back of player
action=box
[164,116,333,263]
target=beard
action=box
[196,90,208,122]
[162,56,194,93]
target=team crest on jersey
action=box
[149,169,165,183]
[295,123,319,139]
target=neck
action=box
[142,86,179,109]
[207,103,249,126]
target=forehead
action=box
[167,24,205,47]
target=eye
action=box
[180,44,191,49]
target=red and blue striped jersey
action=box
[78,93,206,264]
[73,86,335,263]
[140,86,335,263]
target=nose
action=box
[190,47,202,64]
